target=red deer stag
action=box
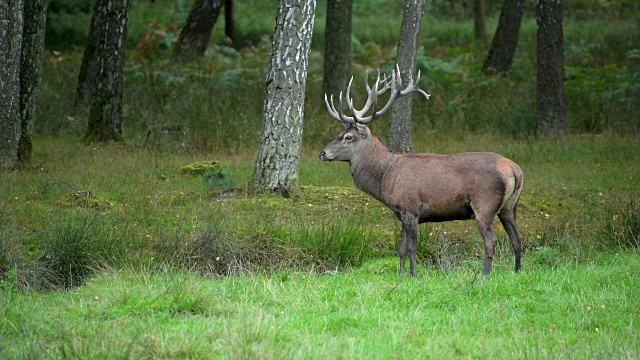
[319,67,524,277]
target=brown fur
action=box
[320,125,524,276]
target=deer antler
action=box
[324,66,430,125]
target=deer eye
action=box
[344,134,354,141]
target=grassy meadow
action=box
[2,0,640,358]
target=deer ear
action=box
[355,123,370,139]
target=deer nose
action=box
[319,150,326,160]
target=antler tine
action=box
[345,76,356,113]
[364,70,372,94]
[324,93,340,120]
[324,68,430,125]
[399,69,431,99]
[325,92,355,125]
[348,70,392,122]
[375,70,392,95]
[394,64,403,88]
[369,73,381,122]
[337,91,356,125]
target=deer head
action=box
[319,66,430,162]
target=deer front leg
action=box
[399,212,419,277]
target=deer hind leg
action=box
[399,212,419,277]
[499,205,523,272]
[475,218,498,276]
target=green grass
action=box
[2,254,638,359]
[1,132,638,285]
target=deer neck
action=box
[349,135,396,202]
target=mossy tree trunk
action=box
[173,0,224,62]
[536,0,566,137]
[83,0,129,143]
[323,0,352,100]
[388,0,425,154]
[250,0,316,197]
[482,0,526,75]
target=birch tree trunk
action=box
[388,0,425,154]
[482,0,526,75]
[83,0,129,143]
[250,0,316,197]
[536,0,566,137]
[0,0,24,168]
[323,0,352,99]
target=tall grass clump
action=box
[38,215,131,289]
[153,217,381,276]
[153,224,307,276]
[0,227,54,292]
[603,200,640,250]
[272,217,380,271]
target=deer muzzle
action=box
[318,150,332,162]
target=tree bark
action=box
[482,0,526,75]
[474,0,486,43]
[536,0,566,137]
[224,0,234,43]
[18,0,48,167]
[83,0,129,143]
[76,0,105,106]
[388,0,425,154]
[323,0,352,99]
[173,0,224,62]
[0,0,24,168]
[250,0,316,197]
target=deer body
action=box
[320,68,524,277]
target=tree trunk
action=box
[0,0,24,168]
[76,0,105,106]
[224,0,234,43]
[83,0,129,143]
[388,0,425,154]
[482,0,526,75]
[536,0,566,137]
[323,0,352,99]
[250,0,316,197]
[173,0,224,62]
[474,0,486,43]
[18,0,48,167]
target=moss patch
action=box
[177,161,221,176]
[60,191,116,212]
